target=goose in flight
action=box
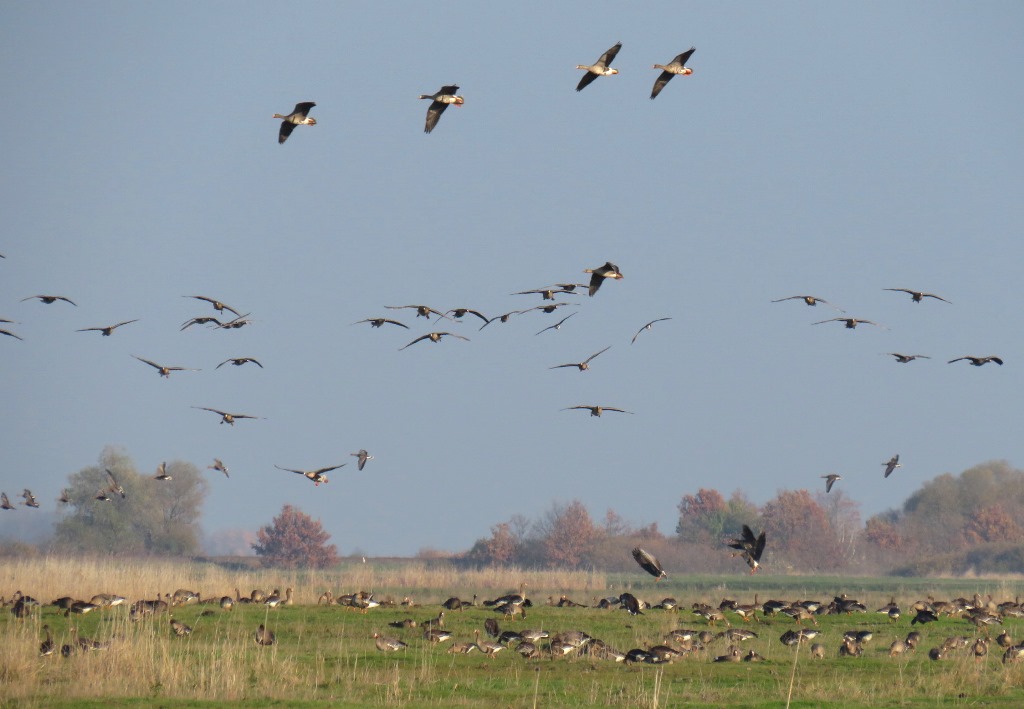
[399,332,469,350]
[771,295,844,312]
[275,463,345,486]
[479,310,520,331]
[650,47,695,99]
[948,356,1003,366]
[21,295,76,306]
[352,318,409,329]
[351,450,373,471]
[886,353,930,363]
[273,102,316,144]
[208,459,229,478]
[727,525,766,573]
[631,547,667,580]
[884,288,951,304]
[562,405,633,417]
[419,86,463,134]
[1,493,15,510]
[822,474,841,493]
[631,318,671,344]
[882,454,901,478]
[184,296,240,317]
[441,308,489,325]
[155,462,172,481]
[576,42,621,92]
[0,328,23,341]
[514,287,579,301]
[519,302,573,315]
[104,468,126,498]
[216,357,263,369]
[133,355,199,378]
[77,319,138,336]
[583,262,623,296]
[535,312,577,336]
[386,305,450,320]
[813,317,883,330]
[58,489,71,505]
[181,316,223,331]
[550,346,610,372]
[192,406,262,425]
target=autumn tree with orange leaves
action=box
[253,504,338,569]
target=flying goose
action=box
[255,624,276,646]
[180,316,223,330]
[886,353,930,363]
[0,493,14,511]
[518,302,573,315]
[77,319,138,336]
[214,313,253,329]
[184,295,241,316]
[631,317,671,344]
[535,312,577,336]
[727,525,766,573]
[352,317,409,329]
[104,469,126,498]
[273,102,316,144]
[948,356,1003,366]
[216,357,263,369]
[884,288,951,304]
[155,462,172,481]
[441,308,489,325]
[583,261,623,296]
[399,331,469,350]
[631,547,667,581]
[351,449,373,471]
[58,488,71,505]
[650,47,695,99]
[550,345,610,372]
[576,42,622,91]
[386,305,450,320]
[21,489,40,508]
[514,287,579,300]
[822,474,841,493]
[478,310,520,331]
[0,328,23,340]
[883,454,901,478]
[192,407,262,425]
[133,355,199,378]
[21,295,76,306]
[562,404,633,417]
[771,295,844,312]
[813,317,883,329]
[275,463,345,486]
[208,459,229,478]
[419,86,464,134]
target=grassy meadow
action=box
[3,557,1024,707]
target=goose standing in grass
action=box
[883,454,901,478]
[192,406,262,425]
[77,319,138,336]
[169,615,192,636]
[40,625,55,656]
[208,459,229,478]
[583,261,623,296]
[373,632,407,652]
[351,449,373,471]
[631,317,671,344]
[275,463,345,486]
[21,295,76,306]
[273,102,316,144]
[550,346,611,372]
[884,288,952,304]
[822,474,842,493]
[576,42,622,91]
[21,489,40,508]
[631,547,667,580]
[255,624,276,646]
[650,48,695,99]
[418,86,463,134]
[948,355,1003,366]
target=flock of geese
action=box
[14,582,1024,668]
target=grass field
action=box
[3,557,1024,707]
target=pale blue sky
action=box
[2,2,1022,555]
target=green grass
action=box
[5,569,1024,707]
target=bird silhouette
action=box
[185,295,241,316]
[22,295,76,306]
[192,407,261,425]
[772,295,844,312]
[822,474,842,493]
[352,318,409,329]
[386,305,450,320]
[104,469,126,498]
[216,357,263,369]
[631,547,667,580]
[133,356,199,378]
[576,42,622,92]
[631,318,671,344]
[650,47,695,99]
[883,454,901,478]
[399,332,469,350]
[351,450,374,471]
[886,353,930,363]
[813,317,883,329]
[884,288,951,304]
[535,312,578,336]
[562,405,633,417]
[727,525,766,573]
[419,86,464,133]
[155,462,172,481]
[208,459,229,478]
[180,316,223,331]
[0,328,23,340]
[1,493,14,511]
[583,262,623,296]
[275,464,345,486]
[949,356,1003,366]
[550,346,611,372]
[77,319,138,336]
[273,102,316,144]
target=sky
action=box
[2,2,1023,556]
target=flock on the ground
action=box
[8,584,1024,667]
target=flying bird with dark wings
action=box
[77,319,138,336]
[562,405,633,417]
[884,288,951,304]
[822,474,842,493]
[352,318,409,329]
[0,328,23,341]
[550,346,610,372]
[813,317,883,330]
[21,489,40,508]
[399,332,469,350]
[275,464,346,487]
[273,102,317,144]
[209,459,230,478]
[351,450,374,471]
[216,357,263,369]
[883,454,901,478]
[772,295,844,312]
[886,353,930,363]
[631,318,671,344]
[386,305,450,320]
[631,547,667,580]
[104,469,126,498]
[535,312,577,336]
[192,407,262,425]
[419,86,463,134]
[0,493,14,511]
[948,356,1003,366]
[650,47,695,99]
[727,525,766,573]
[21,295,76,306]
[583,262,623,296]
[576,42,621,92]
[184,296,241,317]
[133,356,199,378]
